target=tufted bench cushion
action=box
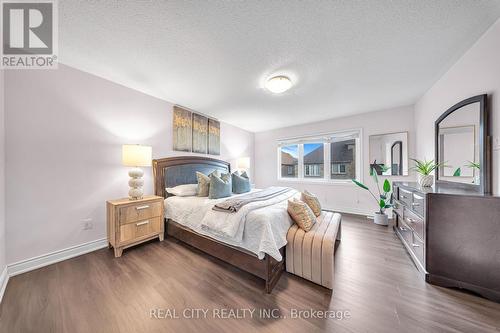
[286,211,341,289]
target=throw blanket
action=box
[201,187,297,240]
[213,186,290,213]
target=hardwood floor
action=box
[1,214,500,333]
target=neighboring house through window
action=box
[277,129,361,183]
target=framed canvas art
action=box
[192,113,208,154]
[173,106,192,152]
[208,118,221,155]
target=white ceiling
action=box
[59,1,500,132]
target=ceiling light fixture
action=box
[265,75,292,94]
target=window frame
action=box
[277,128,363,185]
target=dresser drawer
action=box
[119,216,162,243]
[393,199,404,218]
[397,219,412,247]
[410,232,424,266]
[412,193,425,217]
[119,201,163,225]
[404,208,424,240]
[399,188,412,207]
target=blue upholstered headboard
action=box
[152,156,231,198]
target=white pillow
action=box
[166,184,198,197]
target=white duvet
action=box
[164,189,299,261]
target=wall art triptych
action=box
[173,106,220,155]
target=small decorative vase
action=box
[374,212,389,226]
[418,174,434,187]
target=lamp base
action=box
[128,167,144,200]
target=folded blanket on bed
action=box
[201,187,298,240]
[213,186,290,213]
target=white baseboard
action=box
[0,266,9,303]
[323,206,374,218]
[8,238,108,277]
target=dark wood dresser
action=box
[393,181,500,302]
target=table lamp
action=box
[122,144,152,200]
[237,157,250,172]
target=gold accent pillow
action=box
[196,171,221,196]
[196,172,211,197]
[287,198,317,232]
[301,190,322,217]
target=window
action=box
[277,129,361,183]
[330,138,356,180]
[304,143,324,178]
[331,163,346,175]
[280,145,298,178]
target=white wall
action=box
[254,105,415,216]
[415,18,500,194]
[4,64,254,264]
[0,70,5,274]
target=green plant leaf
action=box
[352,179,369,190]
[379,199,386,209]
[410,158,449,175]
[466,161,481,170]
[383,179,391,192]
[453,167,461,177]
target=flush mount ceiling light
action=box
[265,75,292,94]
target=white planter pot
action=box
[374,212,388,226]
[418,174,434,187]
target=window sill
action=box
[277,178,357,186]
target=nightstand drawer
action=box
[119,201,163,225]
[119,216,162,243]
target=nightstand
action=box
[106,195,164,257]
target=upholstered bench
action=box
[286,211,341,289]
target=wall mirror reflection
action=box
[435,94,489,193]
[369,132,408,176]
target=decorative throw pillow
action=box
[287,198,317,231]
[209,173,232,199]
[196,172,211,197]
[166,184,198,197]
[232,171,251,194]
[196,170,220,196]
[301,190,322,217]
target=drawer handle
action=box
[412,203,420,207]
[136,205,150,210]
[406,218,415,223]
[401,195,408,199]
[136,220,150,226]
[412,243,420,248]
[399,226,407,232]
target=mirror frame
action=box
[368,131,409,177]
[390,141,403,175]
[434,94,490,194]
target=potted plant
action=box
[467,161,481,184]
[410,158,446,187]
[352,169,392,226]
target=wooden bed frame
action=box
[152,156,285,293]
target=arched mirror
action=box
[390,141,403,176]
[435,94,490,193]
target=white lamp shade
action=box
[237,157,251,170]
[122,145,152,167]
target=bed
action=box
[152,156,296,293]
